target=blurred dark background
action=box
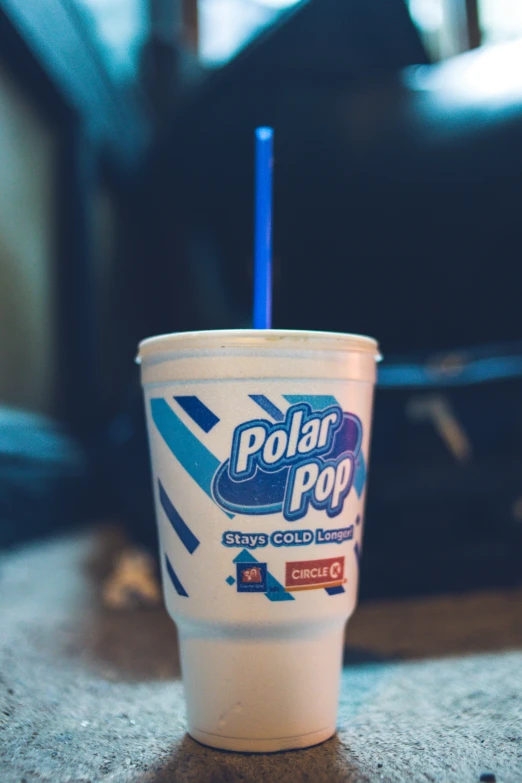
[2,0,522,599]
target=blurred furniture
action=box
[0,406,89,547]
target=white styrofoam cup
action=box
[138,330,380,752]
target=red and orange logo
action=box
[285,556,346,591]
[240,566,263,583]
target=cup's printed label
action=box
[285,557,346,591]
[236,562,267,592]
[212,402,362,522]
[150,391,367,603]
[221,525,354,549]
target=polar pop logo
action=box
[211,403,363,521]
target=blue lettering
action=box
[270,529,314,547]
[228,403,343,480]
[284,454,355,521]
[214,403,363,522]
[221,531,268,549]
[315,526,354,544]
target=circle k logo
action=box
[284,556,346,592]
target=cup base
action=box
[188,724,337,753]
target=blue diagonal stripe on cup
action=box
[233,549,294,602]
[174,395,220,433]
[150,398,233,518]
[325,585,346,596]
[158,479,200,554]
[249,394,285,422]
[283,394,338,409]
[165,553,189,597]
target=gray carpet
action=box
[1,529,521,783]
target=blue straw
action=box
[253,127,274,329]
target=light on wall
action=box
[199,0,300,66]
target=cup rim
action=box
[137,329,381,363]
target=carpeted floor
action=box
[1,529,521,783]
